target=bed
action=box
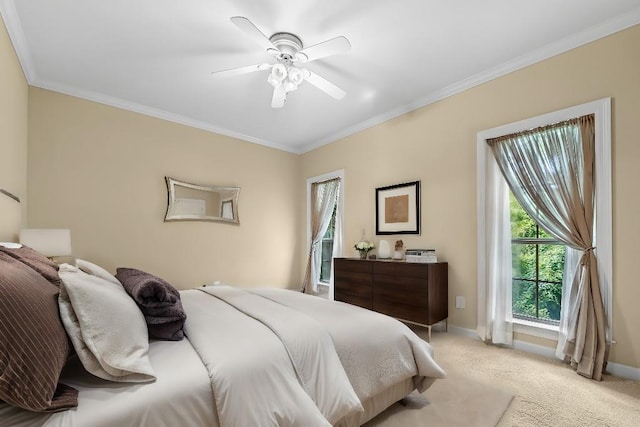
[0,244,446,427]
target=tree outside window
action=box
[510,192,564,324]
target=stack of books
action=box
[405,249,437,263]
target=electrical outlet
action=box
[455,296,465,309]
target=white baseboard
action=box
[607,361,640,382]
[445,325,640,382]
[446,324,478,338]
[512,339,557,359]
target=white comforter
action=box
[182,286,363,427]
[181,286,446,427]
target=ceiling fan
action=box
[211,16,351,108]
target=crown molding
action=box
[0,0,37,82]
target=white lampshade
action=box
[268,63,287,88]
[267,72,282,88]
[19,229,72,257]
[282,78,298,92]
[287,67,304,86]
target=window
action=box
[319,205,336,283]
[477,98,612,343]
[306,170,345,298]
[510,192,564,325]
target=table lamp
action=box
[19,228,72,261]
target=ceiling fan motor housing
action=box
[269,32,304,61]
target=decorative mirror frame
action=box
[164,176,240,224]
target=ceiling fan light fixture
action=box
[268,63,287,87]
[283,78,298,92]
[271,63,287,80]
[218,16,351,108]
[287,67,304,86]
[267,73,282,88]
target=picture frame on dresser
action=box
[375,181,420,235]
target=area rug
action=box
[364,375,514,427]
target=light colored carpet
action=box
[364,375,513,427]
[362,327,514,427]
[420,331,640,427]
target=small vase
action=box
[377,240,391,258]
[359,250,369,260]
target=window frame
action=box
[476,98,612,340]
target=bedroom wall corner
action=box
[0,13,28,241]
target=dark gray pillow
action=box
[0,252,78,412]
[115,268,186,341]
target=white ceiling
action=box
[2,1,640,153]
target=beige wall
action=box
[301,25,640,369]
[0,15,27,240]
[27,88,301,289]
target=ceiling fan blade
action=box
[230,16,279,54]
[271,86,287,108]
[295,36,351,63]
[302,69,346,100]
[211,63,271,78]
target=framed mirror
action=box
[164,176,240,224]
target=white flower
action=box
[354,241,375,251]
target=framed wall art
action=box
[375,181,420,235]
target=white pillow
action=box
[75,258,120,285]
[58,264,156,383]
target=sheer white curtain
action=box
[327,196,343,300]
[556,247,581,359]
[477,143,513,345]
[301,178,340,293]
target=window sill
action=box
[513,318,559,341]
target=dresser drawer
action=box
[334,258,373,310]
[335,258,373,274]
[373,275,428,304]
[373,300,428,325]
[334,291,373,310]
[373,261,428,279]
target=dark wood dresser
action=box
[334,258,448,338]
